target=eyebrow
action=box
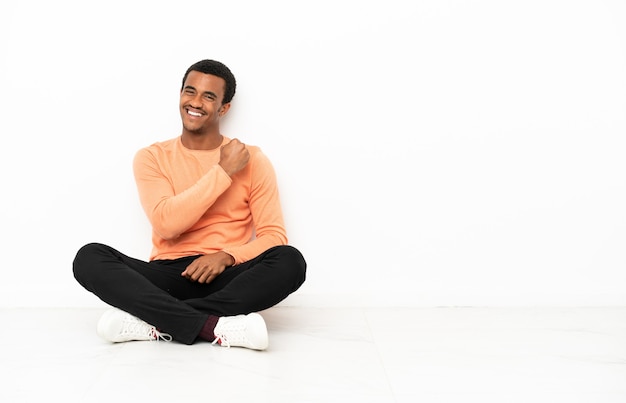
[183,85,217,99]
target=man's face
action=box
[179,71,229,134]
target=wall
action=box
[0,0,624,308]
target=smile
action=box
[186,109,203,117]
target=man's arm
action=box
[222,149,288,264]
[133,139,251,241]
[133,148,232,240]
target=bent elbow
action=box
[153,228,179,241]
[157,230,180,241]
[151,219,182,241]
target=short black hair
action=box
[181,59,236,104]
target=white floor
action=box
[1,307,625,402]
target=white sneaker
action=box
[97,308,172,343]
[212,313,268,350]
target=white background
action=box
[0,0,624,308]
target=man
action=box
[73,59,306,350]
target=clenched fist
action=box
[219,138,250,176]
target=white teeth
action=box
[187,110,202,117]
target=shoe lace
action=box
[212,334,229,348]
[122,317,172,342]
[151,328,173,342]
[212,320,247,348]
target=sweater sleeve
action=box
[222,150,288,264]
[133,148,233,240]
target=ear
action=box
[219,103,231,117]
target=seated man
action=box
[73,59,306,350]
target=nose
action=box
[189,94,203,108]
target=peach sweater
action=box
[133,136,287,263]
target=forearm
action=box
[150,168,231,239]
[135,156,233,240]
[223,230,287,264]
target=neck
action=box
[181,131,224,150]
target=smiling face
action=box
[179,70,231,136]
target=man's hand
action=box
[219,138,250,176]
[181,252,235,284]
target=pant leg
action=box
[72,242,208,344]
[184,245,307,316]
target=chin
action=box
[182,123,202,134]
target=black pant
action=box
[73,243,306,344]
